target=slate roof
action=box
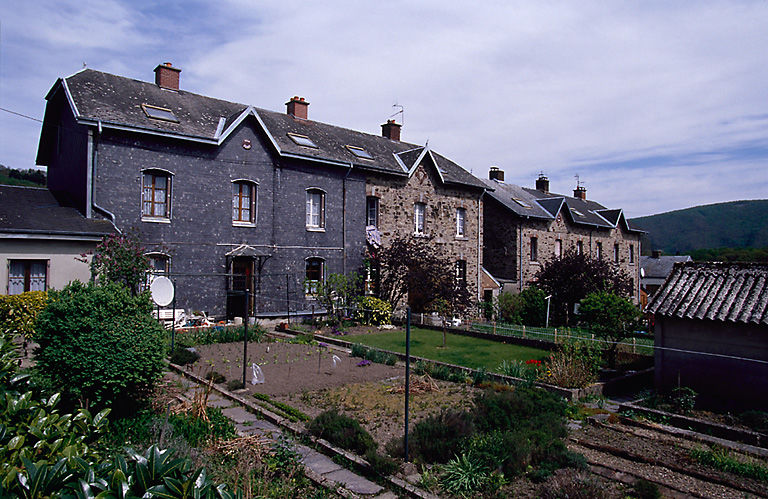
[49,68,485,190]
[641,255,692,280]
[646,262,768,325]
[483,178,643,233]
[0,185,114,238]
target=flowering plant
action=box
[356,359,371,367]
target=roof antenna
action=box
[83,61,87,68]
[574,173,582,188]
[389,102,404,125]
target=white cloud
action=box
[1,0,766,216]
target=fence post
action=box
[633,337,636,354]
[554,328,558,344]
[493,321,496,335]
[522,325,526,339]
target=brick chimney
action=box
[381,119,401,141]
[286,96,309,119]
[154,62,181,90]
[489,166,504,182]
[573,185,586,200]
[535,173,549,193]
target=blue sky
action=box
[1,1,766,218]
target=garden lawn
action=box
[351,327,550,372]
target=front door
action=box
[228,257,254,319]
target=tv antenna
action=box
[389,102,404,125]
[574,173,583,188]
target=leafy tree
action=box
[578,291,642,368]
[373,236,472,314]
[535,248,632,326]
[494,287,547,326]
[90,231,150,295]
[308,272,362,326]
[34,281,166,414]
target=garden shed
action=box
[646,261,768,410]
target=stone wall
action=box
[367,160,483,304]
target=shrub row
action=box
[253,392,310,422]
[176,324,266,347]
[0,290,47,339]
[350,344,398,366]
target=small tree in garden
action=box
[494,287,547,326]
[579,291,642,368]
[535,248,633,326]
[373,235,471,314]
[309,272,362,326]
[90,231,150,295]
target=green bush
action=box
[170,347,200,365]
[308,409,376,455]
[365,449,399,476]
[630,478,661,499]
[33,281,165,413]
[353,296,392,326]
[472,385,567,437]
[440,453,496,495]
[168,407,236,447]
[253,392,310,422]
[464,429,532,477]
[226,379,245,391]
[669,386,697,415]
[400,410,475,464]
[0,290,48,340]
[178,324,267,346]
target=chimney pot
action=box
[154,62,181,90]
[573,185,586,200]
[489,166,504,182]
[286,96,310,119]
[535,173,549,193]
[381,119,402,141]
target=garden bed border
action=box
[168,362,438,499]
[618,401,768,450]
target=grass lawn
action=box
[350,327,550,373]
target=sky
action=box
[1,1,766,218]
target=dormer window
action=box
[141,104,179,123]
[512,198,531,209]
[571,208,585,217]
[345,145,373,160]
[288,133,318,148]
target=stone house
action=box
[646,262,768,409]
[0,185,114,294]
[36,63,485,318]
[482,168,643,303]
[640,251,692,298]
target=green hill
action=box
[630,200,768,254]
[0,165,46,187]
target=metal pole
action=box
[404,307,411,462]
[286,274,291,325]
[171,280,176,352]
[242,289,249,387]
[545,295,552,329]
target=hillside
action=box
[630,199,768,254]
[0,165,46,187]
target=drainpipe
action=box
[518,221,523,292]
[89,121,120,232]
[342,163,353,275]
[477,191,484,301]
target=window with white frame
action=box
[530,237,538,261]
[147,253,170,275]
[142,170,172,219]
[455,259,467,287]
[555,239,562,258]
[576,240,583,255]
[456,208,466,237]
[8,260,47,295]
[305,257,324,295]
[232,181,257,224]
[366,196,379,228]
[306,189,325,229]
[414,202,426,235]
[596,241,603,259]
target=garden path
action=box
[170,370,398,498]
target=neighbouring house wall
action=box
[367,161,483,305]
[89,120,365,317]
[41,90,89,214]
[654,316,768,410]
[484,201,642,301]
[0,239,97,294]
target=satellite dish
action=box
[150,276,174,307]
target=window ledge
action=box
[233,221,256,228]
[142,217,171,224]
[455,235,468,240]
[306,226,326,232]
[413,232,428,238]
[529,261,540,265]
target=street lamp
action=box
[545,295,552,329]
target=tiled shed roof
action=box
[646,262,768,325]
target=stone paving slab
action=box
[301,450,343,475]
[323,468,383,496]
[221,406,259,424]
[373,492,399,499]
[207,397,233,408]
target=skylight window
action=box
[345,145,373,160]
[571,208,585,217]
[287,133,318,148]
[141,104,178,122]
[512,198,531,209]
